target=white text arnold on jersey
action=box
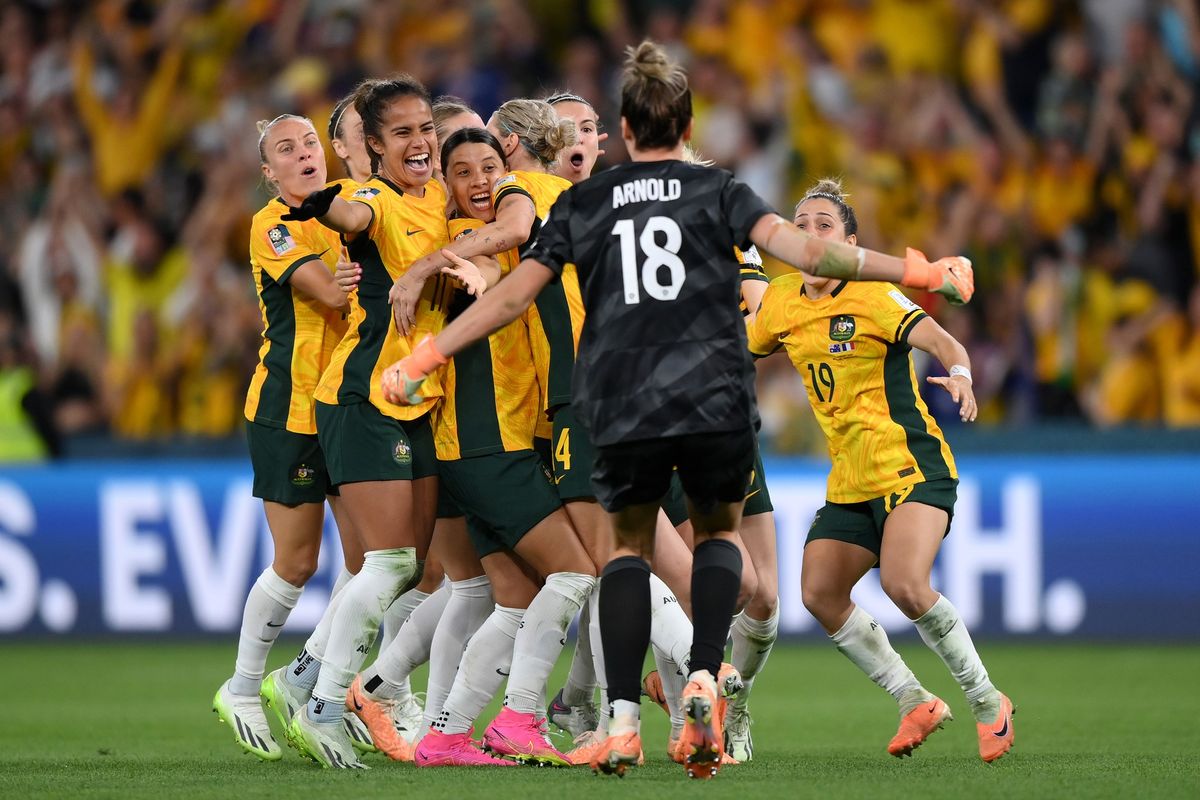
[611,178,683,209]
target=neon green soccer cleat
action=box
[260,667,307,734]
[285,706,368,769]
[213,679,281,761]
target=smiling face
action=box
[552,100,600,184]
[446,141,506,222]
[368,95,437,191]
[794,196,854,291]
[331,104,372,183]
[261,118,327,205]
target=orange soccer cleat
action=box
[641,671,670,715]
[977,693,1016,763]
[679,671,722,779]
[346,676,414,762]
[887,696,953,758]
[589,731,643,777]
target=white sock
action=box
[435,604,524,735]
[309,548,416,722]
[649,572,692,675]
[913,594,999,720]
[652,643,686,738]
[561,588,597,706]
[830,605,929,715]
[229,568,303,696]
[379,586,430,652]
[503,572,596,714]
[363,584,450,700]
[282,566,353,694]
[587,588,611,736]
[730,606,779,710]
[610,698,640,737]
[422,575,493,730]
[598,689,611,737]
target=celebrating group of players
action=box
[212,39,1014,779]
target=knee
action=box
[801,582,844,626]
[880,574,933,619]
[273,552,318,587]
[736,562,759,613]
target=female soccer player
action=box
[390,127,593,767]
[747,180,1013,764]
[383,40,973,779]
[272,74,448,769]
[547,91,606,185]
[212,114,353,762]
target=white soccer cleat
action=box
[723,703,754,762]
[285,706,368,769]
[343,711,376,754]
[213,679,281,761]
[548,688,600,739]
[260,666,308,733]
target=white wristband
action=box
[949,365,972,383]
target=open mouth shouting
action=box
[404,152,432,179]
[468,190,492,214]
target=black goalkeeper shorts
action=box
[592,427,755,514]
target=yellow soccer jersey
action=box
[313,177,450,420]
[244,198,348,434]
[432,218,540,460]
[736,245,767,316]
[747,276,957,502]
[493,170,585,411]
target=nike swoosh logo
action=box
[406,227,424,236]
[744,488,761,501]
[993,714,1009,738]
[353,697,363,712]
[266,622,284,628]
[755,647,771,654]
[496,668,510,676]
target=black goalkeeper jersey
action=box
[526,160,775,447]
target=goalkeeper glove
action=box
[901,248,975,305]
[380,336,448,405]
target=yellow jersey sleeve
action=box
[250,211,328,285]
[346,182,386,239]
[746,278,793,357]
[492,172,535,214]
[871,285,929,344]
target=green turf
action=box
[1,640,1197,799]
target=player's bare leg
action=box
[803,537,946,757]
[881,503,1012,762]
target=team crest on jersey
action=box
[829,315,856,342]
[392,441,412,465]
[352,186,381,199]
[290,463,316,487]
[266,224,295,256]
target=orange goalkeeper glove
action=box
[380,336,448,405]
[901,248,975,305]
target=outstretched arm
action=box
[381,258,555,404]
[749,213,975,304]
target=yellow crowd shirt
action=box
[747,276,957,503]
[244,197,348,434]
[432,218,541,460]
[313,177,450,420]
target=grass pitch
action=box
[1,640,1197,799]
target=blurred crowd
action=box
[0,0,1197,460]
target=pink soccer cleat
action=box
[414,727,516,767]
[482,707,572,766]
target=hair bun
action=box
[631,40,671,80]
[808,178,848,202]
